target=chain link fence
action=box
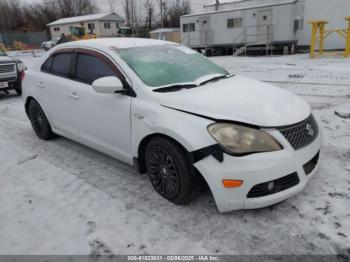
[0,32,48,51]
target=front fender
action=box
[131,100,216,157]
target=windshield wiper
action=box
[153,84,198,93]
[199,74,234,86]
[153,74,234,93]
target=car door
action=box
[68,51,133,163]
[38,52,78,136]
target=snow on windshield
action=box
[117,45,228,87]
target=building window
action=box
[88,23,95,30]
[227,17,242,29]
[54,27,60,32]
[294,19,304,31]
[183,23,195,32]
[104,22,111,29]
[116,23,120,29]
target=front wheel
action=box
[27,100,54,140]
[145,137,197,205]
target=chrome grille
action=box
[279,115,319,150]
[0,63,16,74]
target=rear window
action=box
[51,53,74,77]
[76,53,116,85]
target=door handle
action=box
[68,92,79,100]
[36,82,45,88]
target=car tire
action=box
[27,100,54,140]
[145,137,197,205]
[15,88,22,96]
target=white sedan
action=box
[22,38,322,212]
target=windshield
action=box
[117,45,229,87]
[0,50,6,56]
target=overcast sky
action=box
[23,0,212,14]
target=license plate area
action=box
[0,81,9,88]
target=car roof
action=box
[57,38,177,50]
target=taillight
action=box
[20,71,25,81]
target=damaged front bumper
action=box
[193,129,323,213]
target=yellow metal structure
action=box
[309,20,328,58]
[345,17,350,57]
[309,17,350,58]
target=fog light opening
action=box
[267,181,275,191]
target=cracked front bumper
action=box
[194,129,323,213]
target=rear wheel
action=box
[145,137,197,205]
[27,99,54,140]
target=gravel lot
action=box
[0,53,349,255]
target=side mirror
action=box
[92,76,123,94]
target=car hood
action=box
[156,75,311,127]
[0,56,12,63]
[0,56,21,64]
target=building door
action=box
[199,16,212,48]
[257,9,272,43]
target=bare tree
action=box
[0,0,24,31]
[107,0,117,13]
[167,0,191,27]
[45,0,97,18]
[157,0,167,28]
[143,0,155,29]
[0,0,97,33]
[124,0,131,26]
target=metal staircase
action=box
[233,25,274,56]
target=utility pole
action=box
[149,6,153,30]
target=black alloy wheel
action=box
[145,137,198,205]
[27,100,54,140]
[147,146,180,199]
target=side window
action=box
[183,23,195,32]
[76,53,117,85]
[41,56,53,73]
[227,18,242,29]
[51,53,74,78]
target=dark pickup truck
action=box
[0,50,25,96]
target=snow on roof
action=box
[55,38,177,50]
[205,0,243,7]
[204,0,295,7]
[149,28,180,34]
[48,13,124,26]
[182,0,296,18]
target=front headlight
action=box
[208,123,282,155]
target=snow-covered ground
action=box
[0,53,349,255]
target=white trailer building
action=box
[181,0,304,55]
[181,0,350,54]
